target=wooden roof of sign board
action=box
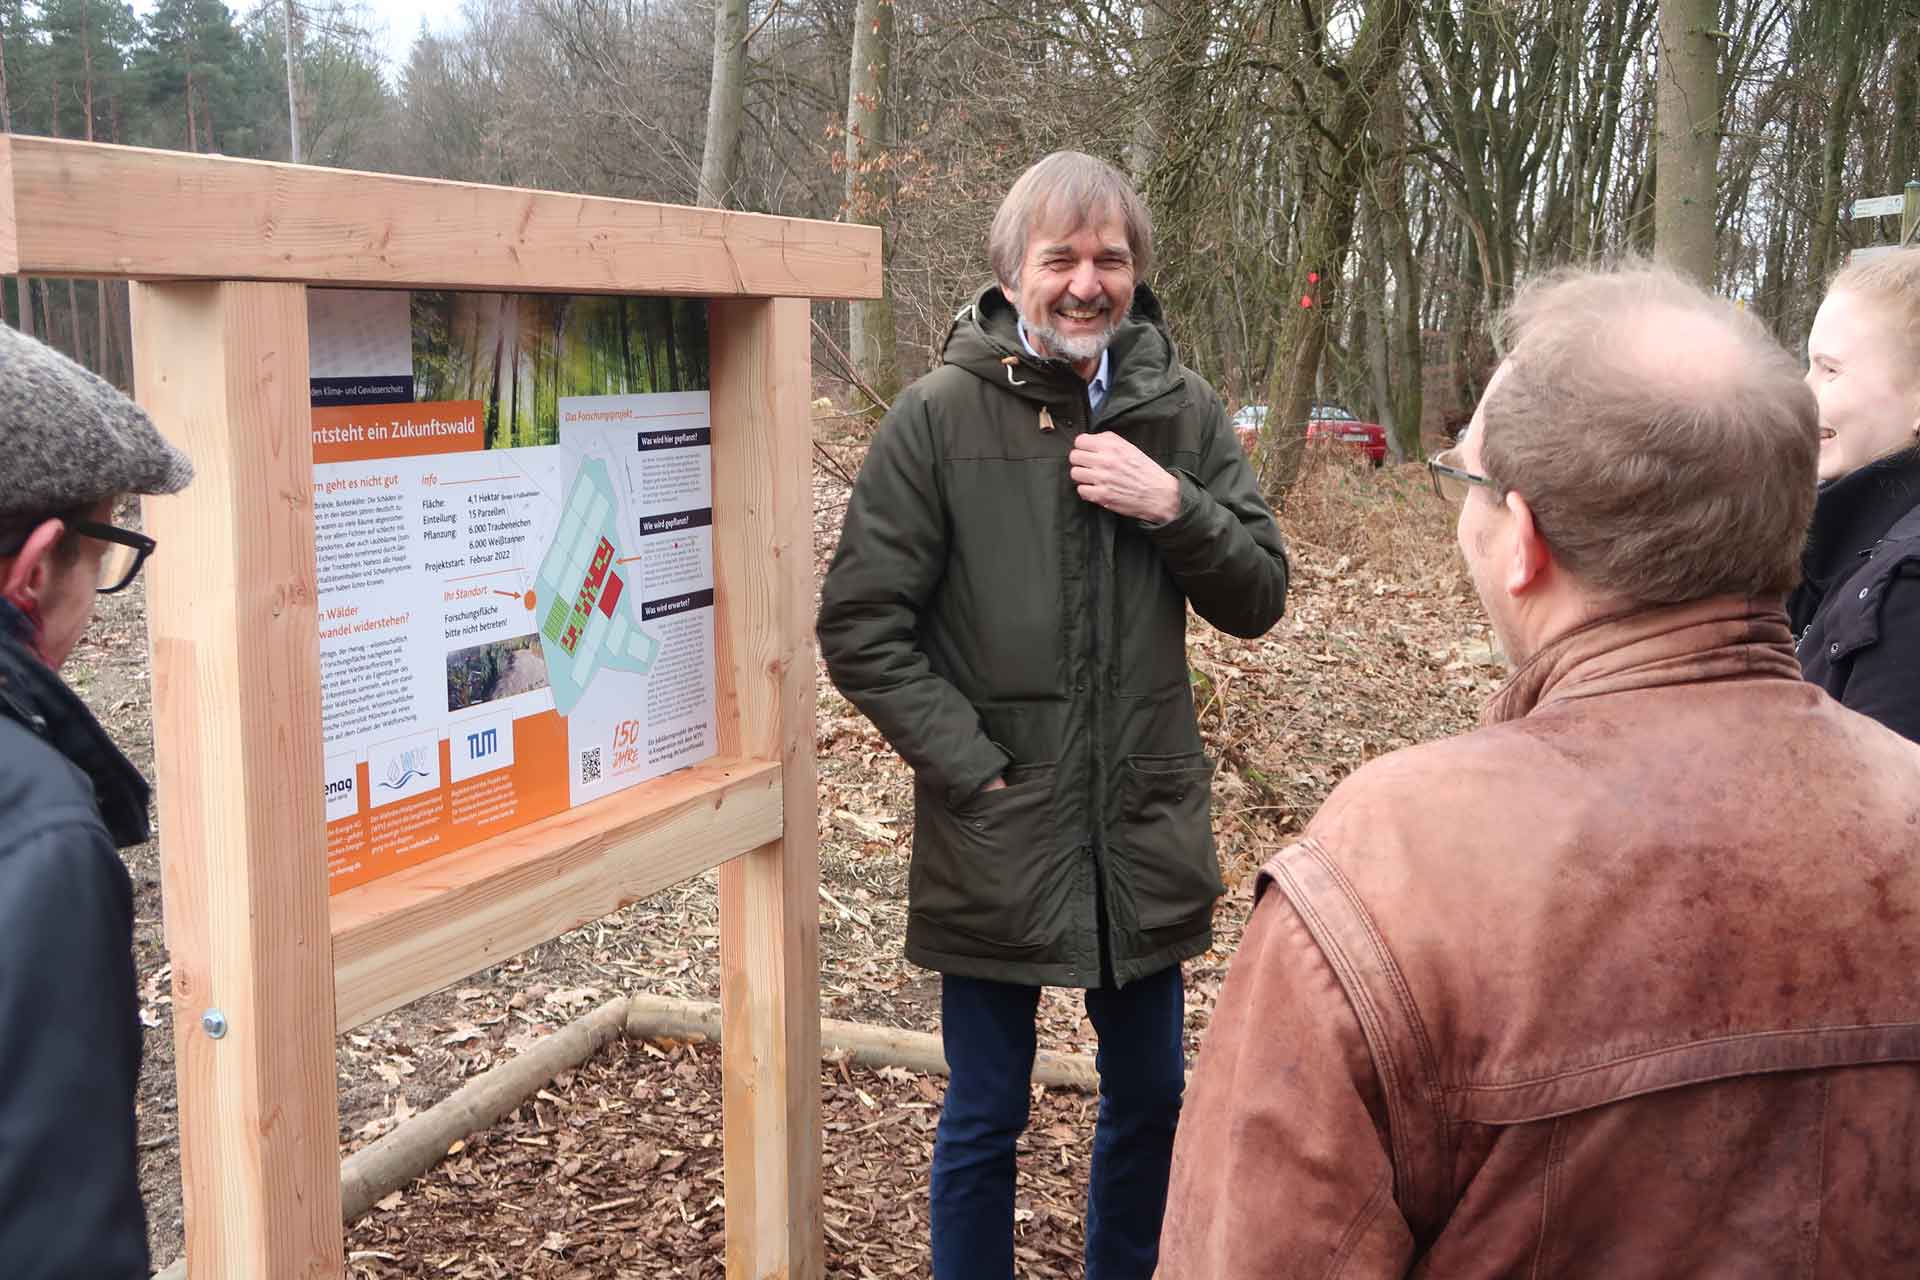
[0,135,882,299]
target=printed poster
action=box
[309,289,717,893]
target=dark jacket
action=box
[0,600,151,1279]
[1788,446,1920,743]
[817,283,1288,988]
[1162,598,1920,1277]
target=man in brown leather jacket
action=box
[1158,263,1920,1277]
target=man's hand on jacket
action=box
[1069,431,1180,524]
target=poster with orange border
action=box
[309,289,717,893]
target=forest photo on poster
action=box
[411,293,710,449]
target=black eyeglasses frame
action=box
[65,519,157,594]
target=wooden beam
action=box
[710,297,824,1279]
[0,136,882,300]
[134,281,344,1279]
[330,757,784,1030]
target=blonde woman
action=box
[1791,248,1920,742]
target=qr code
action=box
[580,747,602,784]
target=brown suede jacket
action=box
[1160,598,1920,1277]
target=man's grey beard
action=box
[1030,321,1114,362]
[1028,303,1127,362]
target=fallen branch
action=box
[624,992,1101,1092]
[341,995,630,1222]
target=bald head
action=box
[1477,262,1819,605]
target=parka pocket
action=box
[1113,751,1222,932]
[910,763,1065,951]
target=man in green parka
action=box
[817,150,1289,1280]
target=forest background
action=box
[2,0,1916,496]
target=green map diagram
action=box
[533,458,660,716]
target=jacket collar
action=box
[1483,595,1802,726]
[1804,446,1920,590]
[0,597,153,848]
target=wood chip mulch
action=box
[344,1035,1095,1278]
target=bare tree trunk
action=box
[45,70,83,364]
[1806,5,1872,278]
[83,4,108,379]
[1359,198,1396,454]
[1261,0,1418,500]
[844,0,897,404]
[1130,0,1172,182]
[285,0,304,162]
[1896,25,1912,192]
[36,279,59,358]
[0,25,25,338]
[1654,0,1720,283]
[698,0,747,207]
[1893,23,1917,191]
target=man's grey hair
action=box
[988,151,1154,290]
[1479,260,1818,605]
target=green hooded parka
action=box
[817,283,1289,987]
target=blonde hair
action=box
[1480,261,1819,604]
[987,151,1153,289]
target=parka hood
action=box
[940,282,1186,421]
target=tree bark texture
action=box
[1654,0,1720,284]
[698,0,746,208]
[285,0,304,162]
[844,0,898,404]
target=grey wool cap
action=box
[0,322,193,521]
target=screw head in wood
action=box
[201,1009,228,1040]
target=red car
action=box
[1305,402,1388,466]
[1231,401,1388,466]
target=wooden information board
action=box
[0,135,878,1280]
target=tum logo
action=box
[467,728,500,759]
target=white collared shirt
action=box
[1018,319,1110,417]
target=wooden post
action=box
[710,297,823,1279]
[133,281,344,1279]
[1904,180,1920,248]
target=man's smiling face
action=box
[1012,210,1135,370]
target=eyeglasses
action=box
[67,520,157,594]
[1428,448,1499,506]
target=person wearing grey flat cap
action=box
[0,323,192,1278]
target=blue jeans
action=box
[929,966,1186,1280]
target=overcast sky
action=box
[130,1,473,80]
[367,0,470,53]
